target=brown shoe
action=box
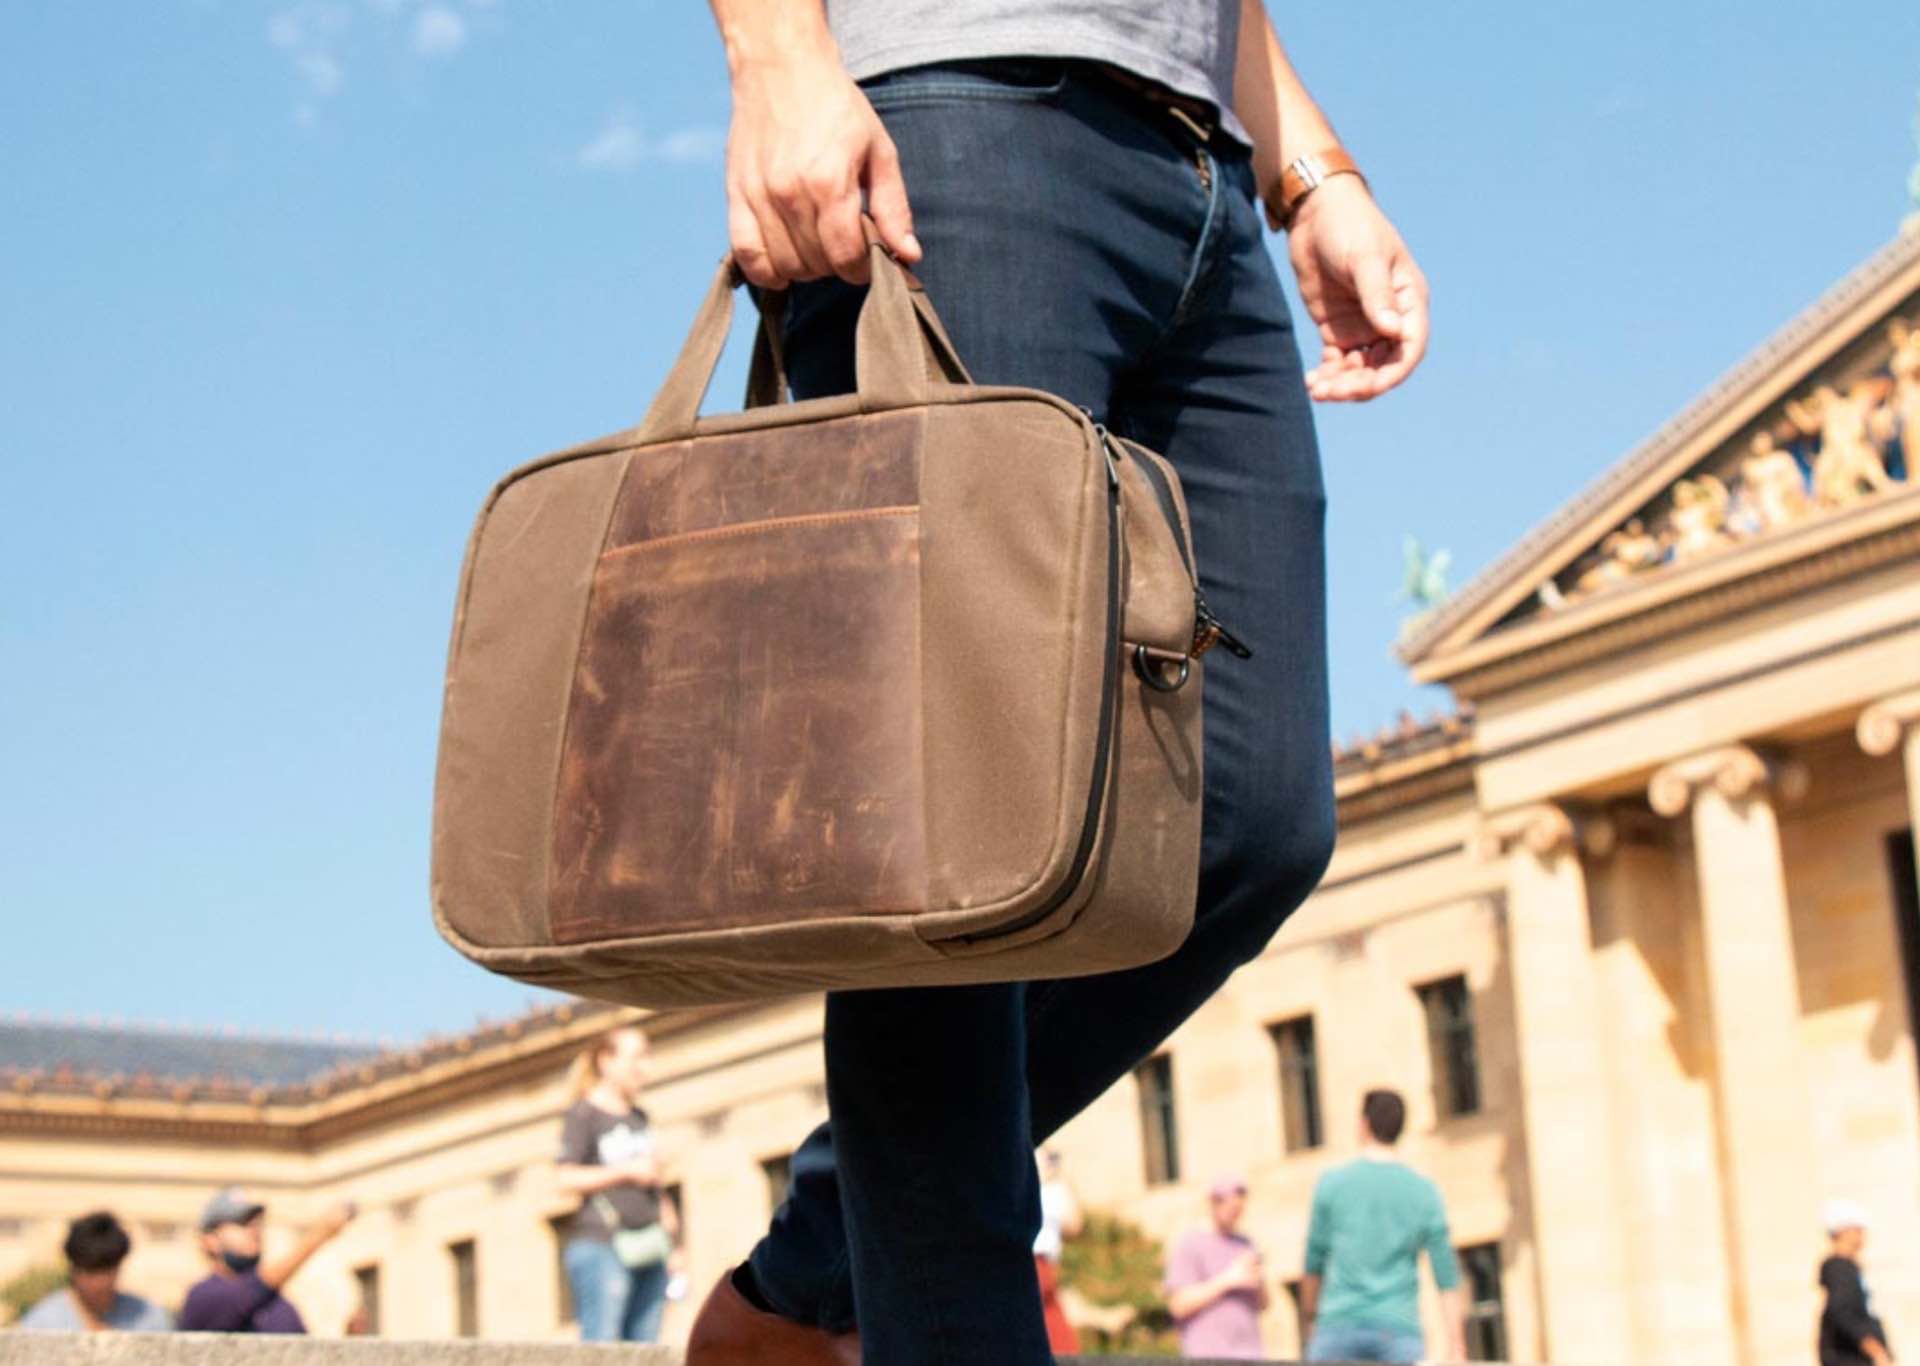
[685,1266,861,1365]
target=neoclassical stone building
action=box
[3,231,1918,1363]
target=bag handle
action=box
[637,215,974,444]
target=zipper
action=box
[1104,432,1253,661]
[953,421,1123,945]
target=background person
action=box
[16,1210,172,1333]
[1033,1147,1084,1353]
[1165,1175,1270,1360]
[177,1187,355,1334]
[554,1023,684,1343]
[1820,1199,1894,1366]
[1301,1089,1463,1364]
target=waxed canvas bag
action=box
[430,223,1237,1008]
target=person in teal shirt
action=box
[1301,1090,1465,1363]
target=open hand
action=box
[1287,177,1429,401]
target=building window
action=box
[448,1239,478,1338]
[1417,975,1481,1118]
[1459,1242,1508,1361]
[762,1154,793,1214]
[353,1263,381,1336]
[1270,1015,1323,1151]
[1886,829,1920,1096]
[1135,1053,1180,1185]
[548,1215,574,1325]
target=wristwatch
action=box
[1263,148,1367,232]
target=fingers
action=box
[728,128,913,289]
[727,194,783,291]
[816,190,870,285]
[763,163,835,281]
[1305,249,1431,402]
[864,133,922,266]
[1351,251,1403,343]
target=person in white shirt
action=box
[1032,1148,1084,1353]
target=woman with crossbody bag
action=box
[554,1024,683,1342]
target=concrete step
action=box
[0,1332,1317,1365]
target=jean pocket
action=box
[860,58,1070,109]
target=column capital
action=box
[1648,744,1809,817]
[1857,689,1920,757]
[1473,802,1617,863]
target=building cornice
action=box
[1430,488,1920,699]
[0,1000,756,1146]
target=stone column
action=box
[1649,745,1817,1366]
[1858,690,1920,879]
[1476,803,1634,1363]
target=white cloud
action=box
[656,126,727,164]
[579,111,645,171]
[412,7,467,57]
[266,0,497,124]
[577,109,725,172]
[268,2,350,105]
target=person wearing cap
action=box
[16,1211,172,1332]
[1300,1089,1463,1363]
[177,1187,355,1334]
[1164,1174,1270,1359]
[1820,1199,1894,1366]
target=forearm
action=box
[708,0,837,80]
[1438,1287,1468,1357]
[1168,1276,1226,1321]
[1232,0,1344,214]
[260,1226,331,1292]
[554,1163,642,1197]
[1298,1272,1321,1323]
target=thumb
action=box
[1352,251,1402,340]
[864,134,921,262]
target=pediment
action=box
[1401,231,1920,689]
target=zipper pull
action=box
[1093,422,1121,489]
[1192,590,1253,660]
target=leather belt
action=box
[1086,61,1221,142]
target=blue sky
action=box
[3,2,1917,1043]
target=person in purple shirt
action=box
[177,1187,355,1334]
[1164,1175,1270,1360]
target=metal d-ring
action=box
[1133,645,1191,693]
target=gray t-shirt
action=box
[828,0,1251,147]
[558,1100,661,1239]
[18,1287,173,1333]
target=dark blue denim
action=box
[746,58,1336,1365]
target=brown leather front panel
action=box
[605,410,926,548]
[548,505,931,943]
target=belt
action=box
[1086,61,1221,142]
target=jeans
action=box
[1307,1322,1428,1364]
[745,57,1336,1365]
[563,1238,668,1343]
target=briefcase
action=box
[430,223,1231,1007]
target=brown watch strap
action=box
[1263,149,1366,231]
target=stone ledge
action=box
[0,1333,1318,1365]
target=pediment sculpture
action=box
[1538,316,1916,612]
